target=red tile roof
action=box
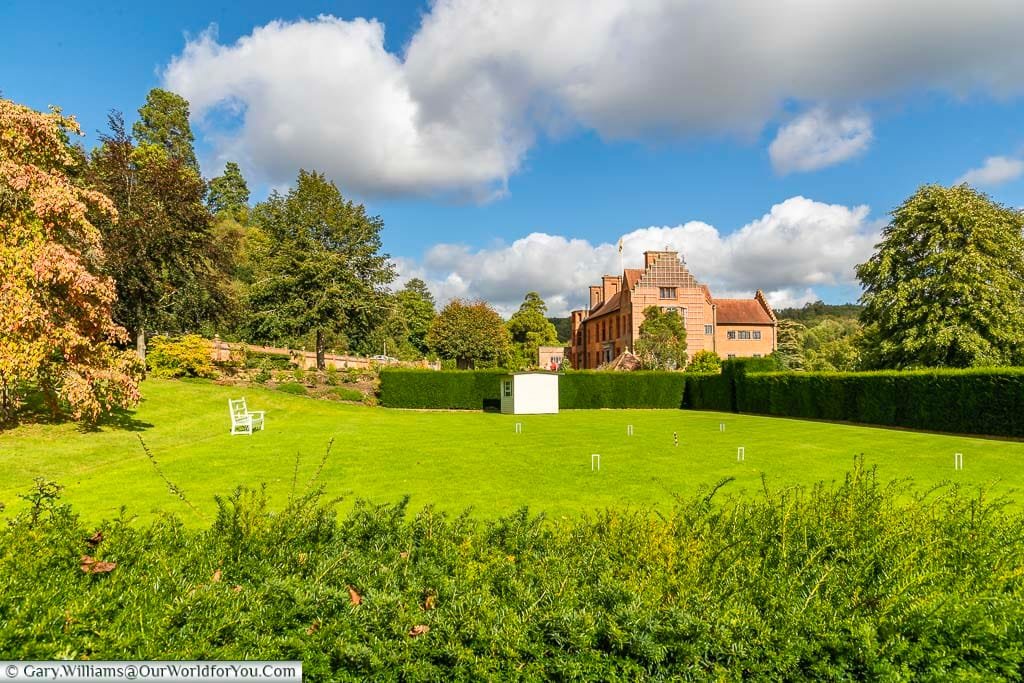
[623,269,643,290]
[714,298,774,324]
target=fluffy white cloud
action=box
[769,108,872,174]
[955,156,1024,186]
[396,196,881,316]
[164,2,1024,197]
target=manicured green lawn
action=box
[1,378,1022,524]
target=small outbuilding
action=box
[500,372,559,415]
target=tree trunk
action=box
[316,329,326,371]
[136,324,146,362]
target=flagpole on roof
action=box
[617,237,623,278]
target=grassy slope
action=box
[1,378,1022,524]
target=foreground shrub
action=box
[147,335,216,379]
[1,463,1023,681]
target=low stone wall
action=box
[211,339,439,371]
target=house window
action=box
[705,324,713,335]
[503,381,512,398]
[753,331,762,340]
[727,331,736,340]
[659,287,676,299]
[738,331,752,340]
[753,354,762,358]
[727,354,736,359]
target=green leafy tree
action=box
[394,278,437,354]
[132,88,198,171]
[246,170,395,369]
[0,97,143,423]
[208,162,250,219]
[803,319,861,371]
[634,306,687,370]
[507,292,559,369]
[87,112,222,359]
[776,319,807,371]
[686,350,722,373]
[857,184,1024,368]
[427,299,511,369]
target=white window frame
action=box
[704,324,713,335]
[503,380,512,398]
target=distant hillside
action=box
[548,317,572,345]
[775,301,863,325]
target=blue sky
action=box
[3,1,1024,315]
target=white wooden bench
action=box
[228,398,265,435]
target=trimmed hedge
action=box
[559,372,687,409]
[379,369,506,409]
[682,372,731,411]
[380,369,689,410]
[380,365,1024,437]
[739,368,1024,437]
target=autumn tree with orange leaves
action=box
[0,98,143,423]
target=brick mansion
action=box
[568,250,777,369]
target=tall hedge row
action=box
[681,373,732,411]
[380,365,1024,437]
[379,369,505,409]
[559,372,686,409]
[740,368,1024,436]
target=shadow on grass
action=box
[6,392,154,433]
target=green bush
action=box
[276,383,307,396]
[2,466,1024,680]
[245,351,294,370]
[333,387,363,402]
[147,335,216,379]
[379,369,506,409]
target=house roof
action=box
[623,269,643,290]
[714,298,775,324]
[589,291,622,317]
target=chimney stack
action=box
[602,275,620,302]
[589,285,603,309]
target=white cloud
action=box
[955,156,1024,186]
[164,2,1024,197]
[769,108,873,174]
[395,196,881,316]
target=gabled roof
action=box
[623,269,643,291]
[714,296,775,324]
[589,291,622,317]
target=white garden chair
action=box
[228,398,265,435]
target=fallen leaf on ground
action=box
[232,585,243,593]
[212,569,222,583]
[306,621,320,635]
[408,625,430,638]
[399,551,409,560]
[79,555,116,574]
[423,592,436,610]
[348,585,362,606]
[85,531,103,547]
